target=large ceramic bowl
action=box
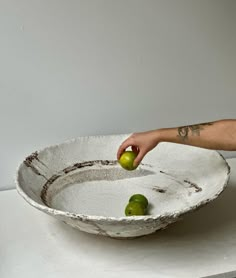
[16,134,230,239]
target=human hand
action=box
[117,130,160,167]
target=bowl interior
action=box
[42,163,205,217]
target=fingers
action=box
[117,137,146,167]
[117,139,133,159]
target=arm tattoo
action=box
[177,122,213,141]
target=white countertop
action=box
[1,159,236,278]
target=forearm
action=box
[157,119,236,151]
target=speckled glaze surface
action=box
[16,134,230,238]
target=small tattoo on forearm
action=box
[177,122,213,141]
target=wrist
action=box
[151,129,164,145]
[154,128,175,144]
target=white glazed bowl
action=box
[16,134,230,239]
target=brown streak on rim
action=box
[40,174,61,206]
[63,160,117,174]
[184,179,202,192]
[24,151,39,164]
[24,151,48,179]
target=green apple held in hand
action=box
[119,151,138,171]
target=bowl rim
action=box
[15,135,231,223]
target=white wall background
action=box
[0,0,236,190]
